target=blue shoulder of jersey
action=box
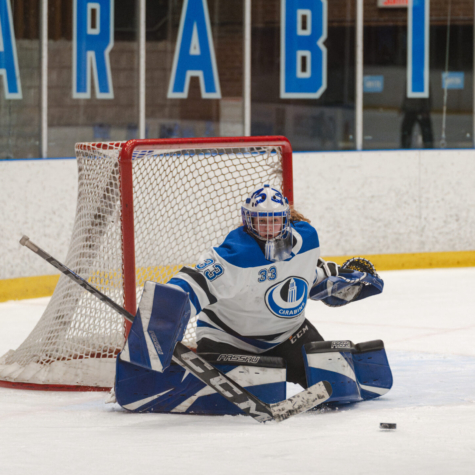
[214,222,319,269]
[292,221,320,255]
[214,227,269,268]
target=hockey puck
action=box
[380,423,396,430]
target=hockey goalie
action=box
[115,185,392,415]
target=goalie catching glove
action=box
[309,257,383,307]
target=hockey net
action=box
[0,136,293,390]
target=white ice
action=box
[1,268,474,475]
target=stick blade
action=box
[270,380,332,422]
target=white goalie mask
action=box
[241,185,292,262]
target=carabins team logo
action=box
[265,277,308,318]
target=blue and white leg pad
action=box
[115,353,286,414]
[119,281,191,372]
[303,340,393,403]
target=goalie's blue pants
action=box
[197,319,324,388]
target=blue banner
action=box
[363,75,384,93]
[73,0,114,99]
[167,0,221,99]
[408,0,429,98]
[442,72,464,90]
[280,0,327,98]
[0,0,22,99]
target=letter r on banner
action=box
[73,0,114,99]
[167,0,221,99]
[0,0,22,99]
[408,0,429,98]
[281,0,327,99]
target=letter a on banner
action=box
[0,0,22,99]
[168,0,221,99]
[73,0,114,99]
[281,0,327,98]
[407,0,429,98]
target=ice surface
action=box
[1,268,474,475]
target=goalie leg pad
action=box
[352,340,393,400]
[115,353,286,415]
[303,340,393,403]
[119,281,191,372]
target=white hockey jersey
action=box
[168,221,321,353]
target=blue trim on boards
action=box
[293,147,473,154]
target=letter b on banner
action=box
[73,0,114,99]
[281,0,327,98]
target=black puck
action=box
[380,423,397,430]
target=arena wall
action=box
[1,149,474,300]
[293,149,475,256]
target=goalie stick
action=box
[20,235,332,423]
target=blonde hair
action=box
[290,206,311,223]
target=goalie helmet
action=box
[241,185,292,262]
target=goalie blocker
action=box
[119,281,191,373]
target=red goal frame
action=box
[119,136,293,336]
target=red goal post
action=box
[117,136,293,336]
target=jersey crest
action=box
[265,277,308,318]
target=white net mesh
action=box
[0,140,286,389]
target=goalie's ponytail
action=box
[290,207,311,224]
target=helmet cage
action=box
[241,209,291,241]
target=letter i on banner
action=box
[167,0,221,99]
[0,0,22,99]
[407,0,429,98]
[73,0,114,99]
[280,0,327,99]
